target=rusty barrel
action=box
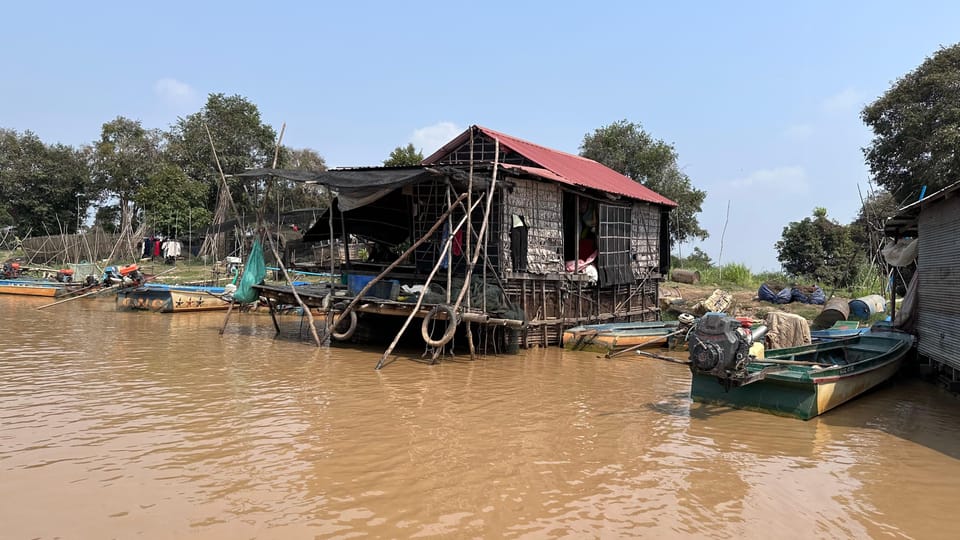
[812,297,850,330]
[671,269,701,284]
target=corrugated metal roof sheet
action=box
[423,125,677,207]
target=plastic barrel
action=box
[671,269,701,284]
[812,297,850,330]
[848,294,886,320]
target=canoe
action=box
[562,320,681,352]
[689,315,914,420]
[116,284,233,313]
[810,320,868,342]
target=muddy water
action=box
[2,295,960,539]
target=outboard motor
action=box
[688,313,768,383]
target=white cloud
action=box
[411,122,462,156]
[783,123,814,140]
[153,78,197,107]
[822,87,863,113]
[729,166,809,194]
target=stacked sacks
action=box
[757,282,825,305]
[790,285,825,305]
[758,283,792,304]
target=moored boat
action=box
[688,313,914,420]
[0,278,73,298]
[810,320,869,342]
[116,283,234,313]
[562,320,681,353]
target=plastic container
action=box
[347,274,375,296]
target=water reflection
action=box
[1,296,959,538]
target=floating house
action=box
[885,181,960,391]
[245,125,676,355]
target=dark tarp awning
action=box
[234,166,446,211]
[302,189,409,246]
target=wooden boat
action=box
[116,283,234,313]
[562,320,681,352]
[0,278,80,298]
[810,320,868,342]
[688,315,914,420]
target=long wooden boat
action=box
[562,320,681,352]
[116,284,233,313]
[689,315,914,420]
[0,278,78,298]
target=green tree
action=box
[166,94,279,212]
[0,129,90,234]
[383,143,424,166]
[579,120,707,243]
[278,147,329,209]
[91,117,160,235]
[862,44,960,200]
[776,208,856,287]
[135,163,211,237]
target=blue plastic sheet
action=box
[791,285,825,305]
[758,283,792,304]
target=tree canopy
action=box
[579,120,707,244]
[383,143,424,166]
[862,43,960,201]
[91,116,160,235]
[0,129,90,235]
[775,208,857,287]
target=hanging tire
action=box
[421,304,458,348]
[331,310,358,341]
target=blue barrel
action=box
[848,294,886,320]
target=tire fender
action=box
[331,310,358,341]
[421,304,458,348]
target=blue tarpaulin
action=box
[758,283,792,304]
[791,285,826,305]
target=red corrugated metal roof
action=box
[424,125,677,207]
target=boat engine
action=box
[688,313,768,381]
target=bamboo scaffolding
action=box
[432,139,501,363]
[376,198,485,370]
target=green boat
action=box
[688,314,914,420]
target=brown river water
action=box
[2,295,960,539]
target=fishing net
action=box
[234,239,266,304]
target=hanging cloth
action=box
[234,239,267,303]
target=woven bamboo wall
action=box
[500,177,564,274]
[631,203,661,277]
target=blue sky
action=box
[4,1,959,271]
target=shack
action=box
[244,125,676,359]
[885,181,960,391]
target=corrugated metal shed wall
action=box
[917,195,960,370]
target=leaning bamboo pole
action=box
[376,198,484,370]
[337,191,469,320]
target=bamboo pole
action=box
[448,140,500,327]
[465,130,476,359]
[376,198,484,370]
[338,192,469,319]
[436,139,501,362]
